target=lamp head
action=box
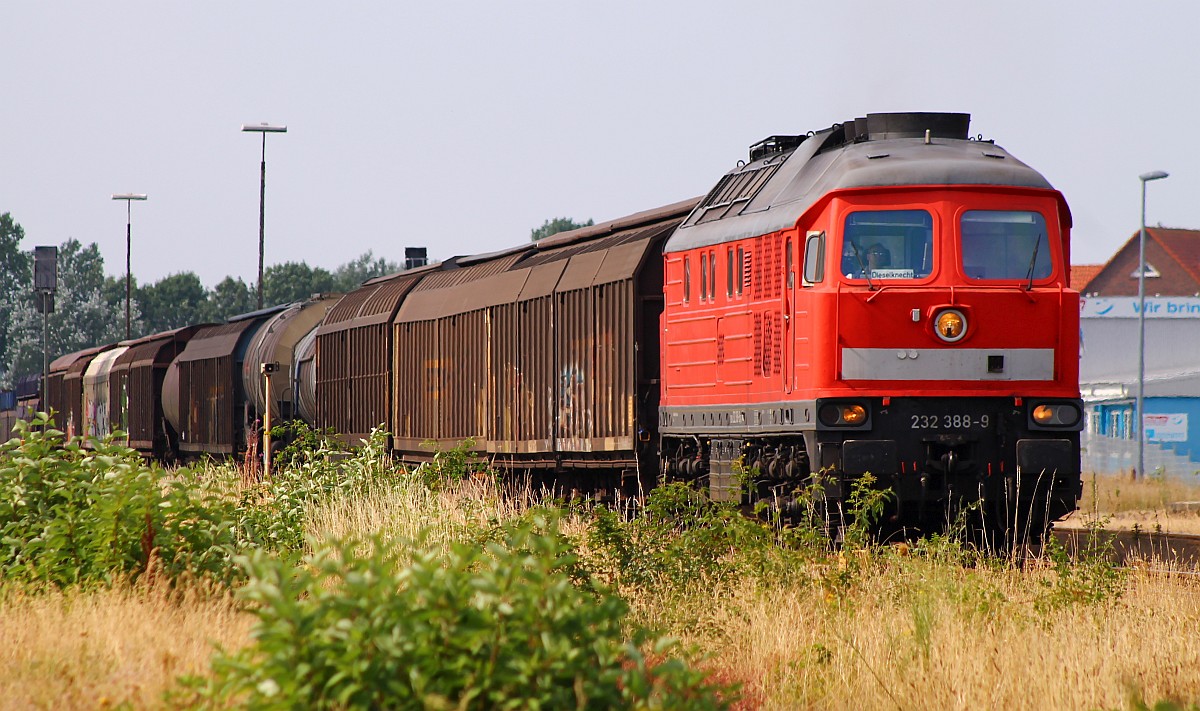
[1139,170,1169,182]
[242,123,287,133]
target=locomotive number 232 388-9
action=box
[910,414,990,430]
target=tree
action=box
[0,213,31,379]
[102,273,144,338]
[137,272,210,335]
[206,276,256,322]
[530,217,593,242]
[333,251,402,292]
[3,239,134,385]
[262,261,338,307]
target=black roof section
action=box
[665,112,1057,253]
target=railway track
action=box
[1049,525,1200,567]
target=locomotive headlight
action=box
[819,402,869,427]
[841,404,867,424]
[934,309,967,343]
[1029,401,1082,428]
[1031,405,1056,424]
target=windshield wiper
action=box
[851,242,875,290]
[1025,233,1043,291]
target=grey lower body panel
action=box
[841,348,1054,381]
[659,400,818,436]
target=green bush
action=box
[236,427,396,554]
[181,514,734,710]
[0,414,244,587]
[1036,518,1126,613]
[0,416,403,589]
[417,437,487,489]
[586,482,797,593]
[268,420,348,470]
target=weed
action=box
[1036,516,1125,613]
[178,514,735,710]
[0,414,244,587]
[842,473,893,550]
[267,420,348,470]
[417,437,486,489]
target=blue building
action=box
[1083,375,1200,478]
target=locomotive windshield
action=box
[841,210,933,281]
[961,210,1051,281]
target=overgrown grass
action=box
[1066,471,1200,533]
[4,421,1200,709]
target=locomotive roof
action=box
[665,112,1057,253]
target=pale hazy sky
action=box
[2,2,1195,287]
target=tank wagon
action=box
[658,112,1082,540]
[18,111,1081,541]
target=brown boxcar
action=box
[392,248,530,455]
[391,199,697,494]
[314,263,443,447]
[48,345,115,439]
[164,309,282,456]
[108,326,206,457]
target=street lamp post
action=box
[241,123,287,309]
[111,193,147,340]
[1137,170,1169,480]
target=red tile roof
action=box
[1150,228,1200,285]
[1070,264,1103,291]
[1080,228,1200,297]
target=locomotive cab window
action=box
[842,210,933,281]
[960,210,1052,282]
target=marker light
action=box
[1031,402,1081,427]
[819,403,868,427]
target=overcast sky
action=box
[2,1,1195,287]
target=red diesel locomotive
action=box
[658,112,1082,540]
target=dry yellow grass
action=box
[1060,473,1200,533]
[305,474,539,544]
[308,473,1200,710]
[9,464,1200,710]
[0,583,251,710]
[636,561,1200,710]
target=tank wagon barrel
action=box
[241,294,341,424]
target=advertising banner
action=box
[1144,413,1188,443]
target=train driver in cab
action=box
[841,240,892,279]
